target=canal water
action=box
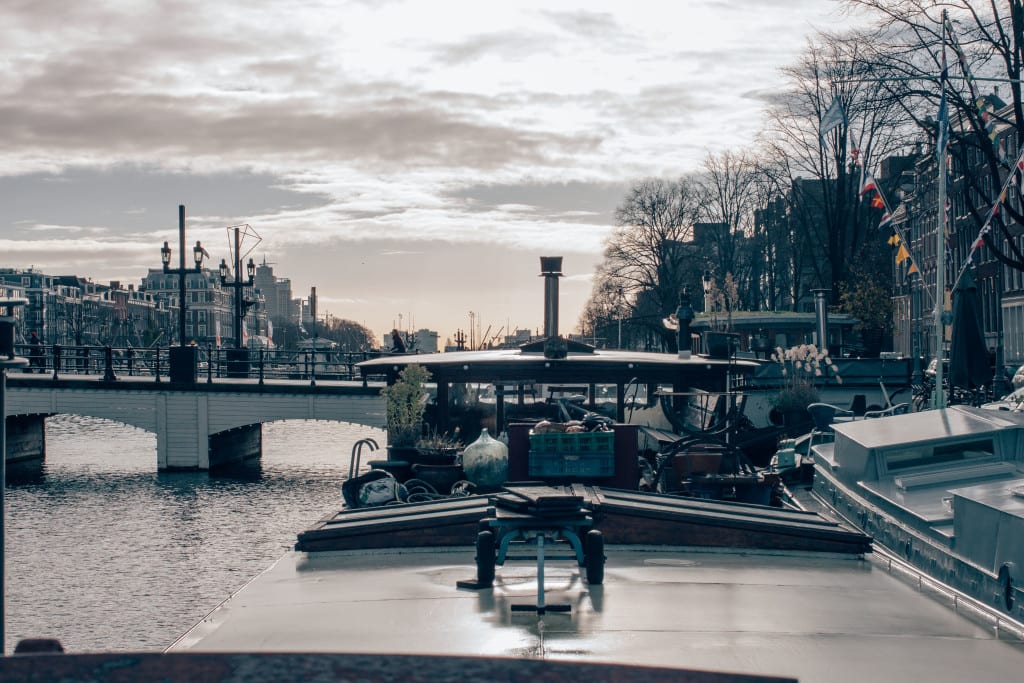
[4,414,384,654]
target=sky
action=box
[0,0,859,346]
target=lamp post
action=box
[161,205,206,383]
[617,287,623,349]
[218,226,256,349]
[702,270,712,313]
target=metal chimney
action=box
[812,289,829,350]
[540,257,562,339]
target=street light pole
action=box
[617,287,623,349]
[218,226,255,349]
[160,205,207,347]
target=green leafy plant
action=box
[382,364,432,448]
[770,343,841,412]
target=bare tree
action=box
[581,178,703,351]
[843,0,1024,271]
[694,151,761,308]
[760,30,909,304]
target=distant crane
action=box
[478,324,491,350]
[484,325,505,349]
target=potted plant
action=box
[415,428,462,465]
[381,364,432,459]
[770,343,841,428]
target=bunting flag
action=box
[896,243,910,264]
[871,194,885,209]
[887,233,900,247]
[820,96,846,143]
[878,211,892,229]
[908,262,919,275]
[859,175,877,197]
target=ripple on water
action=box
[5,415,384,654]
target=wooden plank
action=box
[316,496,488,528]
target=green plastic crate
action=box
[528,430,614,477]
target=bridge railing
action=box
[14,343,393,385]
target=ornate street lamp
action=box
[160,205,206,347]
[160,205,206,383]
[218,225,257,349]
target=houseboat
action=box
[809,405,1024,619]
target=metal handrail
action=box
[14,342,385,385]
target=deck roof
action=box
[171,546,1024,682]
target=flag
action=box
[908,262,919,275]
[879,211,892,229]
[820,96,846,142]
[887,232,900,247]
[215,319,221,348]
[871,194,885,209]
[267,319,274,346]
[896,244,910,264]
[859,175,878,197]
[936,43,949,160]
[891,203,907,224]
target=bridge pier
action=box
[5,414,46,466]
[209,424,262,471]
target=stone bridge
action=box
[2,375,386,471]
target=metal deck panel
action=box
[171,547,1024,682]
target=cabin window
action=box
[884,438,994,472]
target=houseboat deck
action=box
[169,544,1024,682]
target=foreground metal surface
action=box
[0,652,791,682]
[170,547,1024,682]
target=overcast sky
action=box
[0,0,858,344]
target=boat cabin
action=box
[812,406,1024,596]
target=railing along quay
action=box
[13,343,395,386]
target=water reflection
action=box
[5,414,384,654]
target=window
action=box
[885,438,994,472]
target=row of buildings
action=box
[885,94,1024,373]
[0,260,313,349]
[749,95,1024,375]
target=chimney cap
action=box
[539,256,563,275]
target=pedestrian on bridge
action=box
[29,331,44,373]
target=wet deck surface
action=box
[171,546,1024,682]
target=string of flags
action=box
[950,143,1024,290]
[858,174,933,308]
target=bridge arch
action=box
[4,381,386,471]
